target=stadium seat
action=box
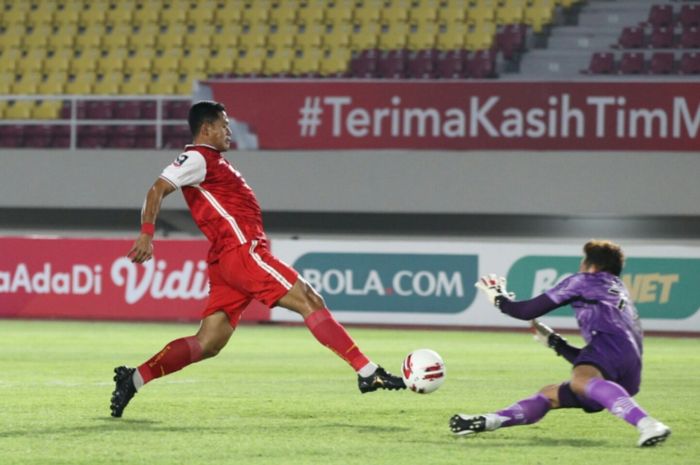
[214,5,243,24]
[679,52,700,74]
[268,24,297,51]
[496,1,525,26]
[163,100,191,120]
[406,50,436,79]
[680,4,700,29]
[379,23,409,50]
[139,101,157,119]
[376,50,407,79]
[649,52,675,74]
[438,1,468,23]
[319,48,351,77]
[134,126,156,148]
[5,101,35,119]
[208,50,238,75]
[78,125,109,148]
[239,23,269,51]
[647,4,673,28]
[162,125,192,149]
[50,125,71,148]
[86,101,115,120]
[524,4,554,34]
[437,22,467,49]
[617,26,645,49]
[106,8,133,27]
[350,23,380,51]
[212,24,243,51]
[350,49,379,78]
[325,2,353,26]
[17,49,46,74]
[263,48,294,76]
[354,2,381,25]
[465,22,496,51]
[409,2,438,24]
[23,125,53,148]
[407,23,438,51]
[297,3,324,25]
[585,52,615,74]
[293,48,323,76]
[0,125,25,147]
[649,26,674,48]
[680,27,700,49]
[24,25,51,50]
[234,47,266,76]
[324,22,352,49]
[435,49,466,79]
[619,52,645,74]
[108,125,138,148]
[466,50,497,78]
[497,24,527,60]
[113,101,142,119]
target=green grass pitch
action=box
[0,320,698,465]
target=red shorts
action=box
[202,240,298,327]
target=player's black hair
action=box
[188,100,226,137]
[583,240,624,276]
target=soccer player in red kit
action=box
[110,101,405,418]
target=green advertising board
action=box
[507,256,700,319]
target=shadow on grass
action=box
[0,417,229,438]
[451,435,609,448]
[323,422,411,433]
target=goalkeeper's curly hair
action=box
[583,240,624,276]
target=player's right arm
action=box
[127,178,176,264]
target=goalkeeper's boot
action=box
[358,366,406,393]
[450,414,502,436]
[110,366,137,418]
[637,417,671,447]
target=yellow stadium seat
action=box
[121,73,150,94]
[103,25,131,50]
[408,23,438,50]
[234,47,266,75]
[297,5,324,26]
[214,7,243,25]
[49,27,77,51]
[242,3,270,24]
[70,48,101,74]
[320,47,351,76]
[157,23,188,49]
[5,100,35,119]
[93,74,123,94]
[148,71,179,94]
[12,72,42,94]
[469,5,496,23]
[354,4,381,25]
[97,48,128,74]
[185,25,215,49]
[17,49,46,74]
[270,3,297,25]
[268,23,297,51]
[53,7,81,27]
[75,25,105,50]
[465,21,495,51]
[80,7,107,27]
[473,0,498,7]
[161,7,187,26]
[26,8,54,27]
[382,1,410,24]
[176,79,195,95]
[153,50,183,73]
[37,78,66,95]
[263,47,294,75]
[0,25,24,51]
[238,23,268,51]
[44,49,74,74]
[324,22,352,49]
[350,22,380,51]
[0,72,14,94]
[437,22,467,49]
[438,1,468,23]
[33,100,63,119]
[524,8,554,33]
[0,49,20,73]
[124,53,154,75]
[132,5,160,27]
[180,49,209,74]
[64,77,94,94]
[211,24,243,51]
[207,49,237,74]
[325,2,353,27]
[292,48,322,75]
[188,8,216,25]
[496,3,525,25]
[295,23,324,51]
[410,3,438,24]
[23,24,52,49]
[379,22,409,50]
[1,8,27,28]
[129,24,159,49]
[106,8,133,27]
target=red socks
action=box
[304,308,370,371]
[137,336,203,384]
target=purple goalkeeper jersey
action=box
[545,272,643,353]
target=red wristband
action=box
[140,222,155,236]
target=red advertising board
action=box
[207,80,700,151]
[0,237,270,322]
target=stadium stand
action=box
[4,0,697,149]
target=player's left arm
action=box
[127,178,176,264]
[531,320,581,364]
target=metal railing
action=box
[0,95,191,150]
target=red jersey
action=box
[159,144,266,262]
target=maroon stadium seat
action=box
[78,125,108,148]
[134,126,156,148]
[497,24,527,59]
[0,125,25,147]
[617,26,645,49]
[85,101,114,119]
[585,52,616,74]
[162,125,191,149]
[649,26,674,48]
[647,4,674,28]
[679,4,700,28]
[113,101,142,119]
[406,50,436,79]
[50,125,71,148]
[649,52,676,74]
[163,100,190,120]
[679,52,700,74]
[619,52,646,74]
[109,125,138,148]
[376,50,407,79]
[140,101,157,119]
[680,27,700,48]
[23,125,53,147]
[435,50,466,79]
[465,50,497,79]
[350,49,378,78]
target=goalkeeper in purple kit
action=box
[450,240,671,447]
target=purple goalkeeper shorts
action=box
[560,331,642,413]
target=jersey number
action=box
[174,154,189,167]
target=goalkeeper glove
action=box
[475,274,515,307]
[531,319,568,352]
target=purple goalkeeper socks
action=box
[496,393,552,427]
[585,378,648,426]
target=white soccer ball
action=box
[401,348,446,394]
